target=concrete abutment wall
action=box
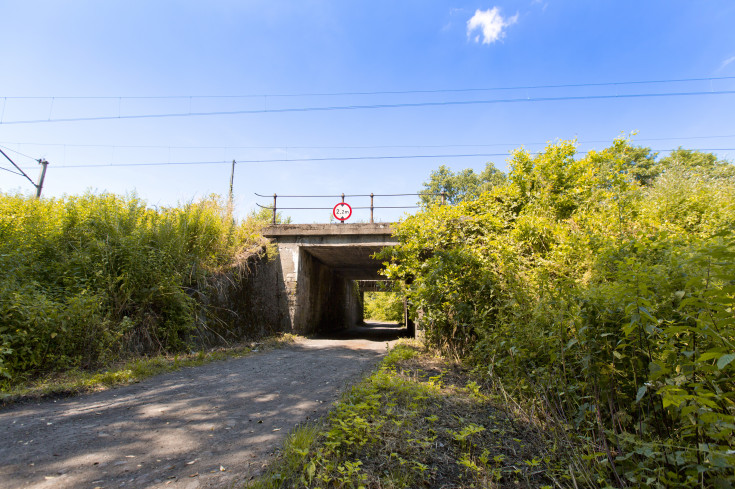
[195,248,291,344]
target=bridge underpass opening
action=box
[358,280,403,322]
[298,243,403,334]
[262,224,412,335]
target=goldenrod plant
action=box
[0,193,273,387]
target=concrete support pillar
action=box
[274,241,302,330]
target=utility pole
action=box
[228,159,236,215]
[36,159,49,198]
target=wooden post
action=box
[272,193,277,225]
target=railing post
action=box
[272,193,277,225]
[370,193,374,223]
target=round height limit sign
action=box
[333,202,352,221]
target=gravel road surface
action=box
[0,323,405,489]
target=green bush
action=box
[381,139,735,487]
[363,291,404,322]
[0,192,266,383]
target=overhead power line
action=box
[2,90,735,125]
[0,144,42,161]
[15,148,735,170]
[3,134,735,152]
[0,166,23,176]
[3,75,734,100]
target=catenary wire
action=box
[0,144,42,162]
[3,134,735,152]
[15,149,735,170]
[2,90,735,125]
[0,148,39,187]
[0,166,24,176]
[3,76,734,100]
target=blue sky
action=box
[1,1,734,222]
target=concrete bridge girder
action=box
[262,223,398,334]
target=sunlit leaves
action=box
[0,192,265,383]
[385,138,735,487]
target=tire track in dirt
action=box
[0,324,404,489]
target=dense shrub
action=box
[363,291,404,322]
[381,139,735,487]
[0,193,268,383]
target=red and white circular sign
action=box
[333,202,352,221]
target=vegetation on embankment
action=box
[380,139,735,487]
[251,342,575,489]
[0,193,276,389]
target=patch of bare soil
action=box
[0,323,407,489]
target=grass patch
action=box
[250,340,575,489]
[0,333,298,406]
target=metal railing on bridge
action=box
[255,192,446,224]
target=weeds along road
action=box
[0,323,405,489]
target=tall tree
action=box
[419,162,506,205]
[657,147,735,180]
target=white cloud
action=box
[466,7,518,45]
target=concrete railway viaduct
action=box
[262,223,409,334]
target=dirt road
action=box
[0,323,405,489]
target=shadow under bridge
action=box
[262,223,404,335]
